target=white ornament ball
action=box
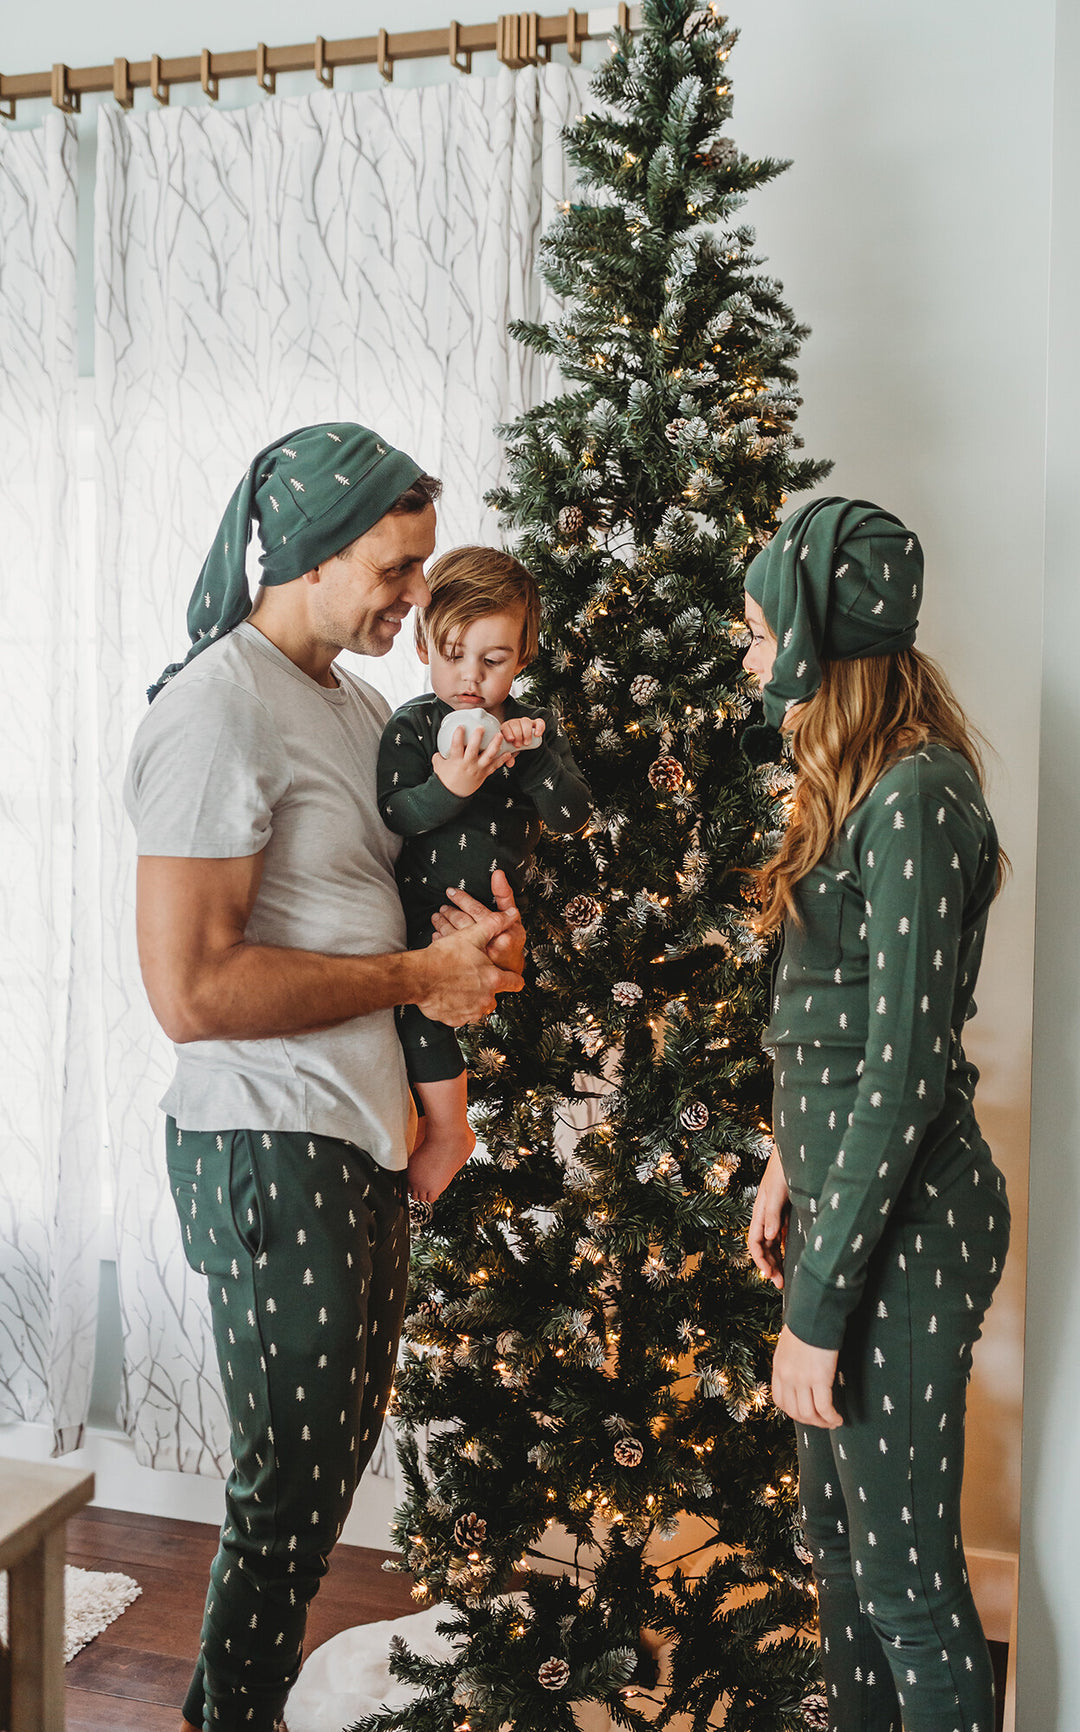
[435,709,543,760]
[436,708,501,757]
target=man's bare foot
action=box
[406,1124,475,1203]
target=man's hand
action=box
[770,1326,842,1429]
[748,1147,790,1290]
[430,872,526,974]
[416,883,523,1025]
[500,714,544,752]
[432,724,509,797]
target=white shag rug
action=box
[0,1565,142,1662]
[287,1605,455,1732]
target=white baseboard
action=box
[0,1420,398,1550]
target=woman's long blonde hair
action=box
[754,650,1007,935]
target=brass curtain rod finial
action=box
[201,49,219,101]
[256,42,275,95]
[314,36,334,88]
[449,21,471,74]
[51,63,80,114]
[377,29,393,82]
[150,54,169,105]
[113,57,134,109]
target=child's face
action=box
[420,607,528,719]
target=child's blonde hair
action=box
[415,546,541,665]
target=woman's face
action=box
[742,593,777,690]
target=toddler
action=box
[377,547,590,1204]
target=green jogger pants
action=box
[165,1120,409,1732]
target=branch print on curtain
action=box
[94,66,586,1476]
[0,113,101,1454]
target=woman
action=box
[744,497,1009,1732]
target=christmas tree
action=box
[355,4,832,1728]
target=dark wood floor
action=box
[61,1507,1011,1732]
[63,1506,417,1732]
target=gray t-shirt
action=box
[124,622,410,1168]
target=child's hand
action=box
[500,715,545,753]
[433,723,508,797]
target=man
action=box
[124,423,523,1732]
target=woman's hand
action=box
[770,1326,842,1429]
[748,1147,790,1290]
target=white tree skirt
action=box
[0,1565,141,1662]
[288,1605,455,1732]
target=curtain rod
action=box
[0,7,643,120]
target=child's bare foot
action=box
[407,1124,475,1204]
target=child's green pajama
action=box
[165,1121,409,1732]
[766,745,1009,1732]
[377,692,591,1083]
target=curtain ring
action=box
[314,36,334,88]
[377,28,393,83]
[566,9,582,63]
[200,49,219,101]
[496,16,520,67]
[51,63,81,114]
[448,21,471,75]
[150,54,169,105]
[256,42,276,95]
[113,56,134,109]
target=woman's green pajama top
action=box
[765,742,1003,1351]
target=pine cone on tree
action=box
[664,417,691,443]
[538,1659,571,1691]
[454,1512,488,1549]
[680,1100,710,1132]
[701,136,740,170]
[648,754,685,793]
[630,674,661,705]
[611,980,643,1006]
[565,894,602,929]
[614,1437,644,1467]
[558,504,585,539]
[800,1696,831,1731]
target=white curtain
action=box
[0,114,102,1453]
[94,66,586,1475]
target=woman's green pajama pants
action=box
[788,1161,1009,1732]
[165,1120,409,1732]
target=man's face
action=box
[309,503,436,658]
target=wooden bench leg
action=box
[9,1526,66,1731]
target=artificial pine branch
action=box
[352,3,832,1728]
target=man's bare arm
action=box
[136,854,522,1044]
